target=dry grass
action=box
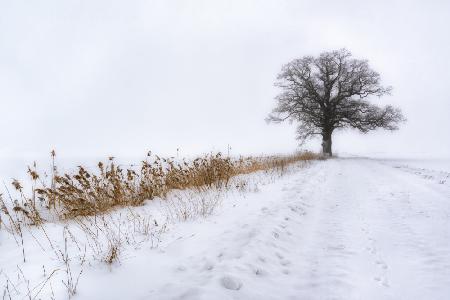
[0,150,319,298]
[0,151,318,225]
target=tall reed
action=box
[0,151,318,222]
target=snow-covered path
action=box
[79,158,450,300]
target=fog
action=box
[1,0,449,170]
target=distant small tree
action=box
[267,49,405,156]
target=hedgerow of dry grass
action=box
[0,150,318,299]
[0,151,318,224]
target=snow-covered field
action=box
[1,157,450,299]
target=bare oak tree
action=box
[267,49,405,156]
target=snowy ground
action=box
[1,157,450,299]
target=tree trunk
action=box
[321,132,333,156]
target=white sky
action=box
[1,0,449,161]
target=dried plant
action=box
[0,150,318,299]
[1,151,318,222]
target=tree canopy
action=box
[268,49,405,155]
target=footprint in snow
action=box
[221,276,242,290]
[374,276,390,287]
[176,265,187,272]
[280,259,291,266]
[203,262,214,271]
[254,267,266,276]
[375,260,388,269]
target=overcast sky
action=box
[1,0,449,163]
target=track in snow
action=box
[81,158,450,300]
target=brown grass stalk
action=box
[1,151,319,222]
